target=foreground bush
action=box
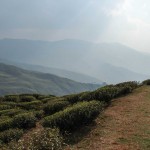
[13,112,36,129]
[43,100,70,115]
[43,100,103,131]
[0,129,23,143]
[0,119,13,131]
[8,128,63,150]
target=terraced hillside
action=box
[0,81,139,149]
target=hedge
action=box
[17,101,42,110]
[0,119,13,131]
[4,95,19,102]
[42,100,103,131]
[13,112,36,129]
[43,100,70,115]
[0,129,23,143]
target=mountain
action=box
[0,59,102,84]
[0,63,103,96]
[0,38,149,83]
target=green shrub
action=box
[33,110,44,119]
[43,100,70,115]
[4,95,19,102]
[17,100,42,110]
[0,109,24,117]
[40,97,59,103]
[42,101,103,131]
[8,128,63,150]
[13,113,36,129]
[64,93,82,104]
[0,105,12,110]
[1,102,17,107]
[0,129,23,143]
[142,79,150,85]
[0,119,13,131]
[19,95,36,102]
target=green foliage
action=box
[33,110,44,119]
[0,109,24,117]
[0,129,23,143]
[0,119,13,131]
[17,100,42,110]
[43,100,70,115]
[42,101,103,131]
[0,105,12,110]
[19,95,36,102]
[4,95,19,102]
[142,79,150,85]
[1,102,17,107]
[8,128,63,150]
[64,81,139,104]
[13,113,36,129]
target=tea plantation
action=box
[0,81,141,149]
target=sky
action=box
[0,0,150,52]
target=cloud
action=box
[1,0,150,52]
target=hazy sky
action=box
[1,0,150,52]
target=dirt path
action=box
[69,86,150,150]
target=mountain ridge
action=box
[0,63,103,96]
[0,38,149,83]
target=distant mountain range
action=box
[0,59,102,84]
[0,38,149,83]
[0,63,103,96]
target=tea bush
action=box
[0,129,23,143]
[43,100,103,131]
[8,128,63,150]
[19,95,36,102]
[43,100,70,115]
[0,109,24,117]
[33,110,44,119]
[13,112,36,129]
[4,95,19,102]
[17,100,42,110]
[0,105,12,110]
[0,119,13,131]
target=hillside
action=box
[0,63,102,96]
[0,59,103,84]
[0,81,139,149]
[70,86,150,150]
[0,39,149,83]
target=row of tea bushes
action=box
[0,129,23,143]
[0,109,24,117]
[43,100,70,115]
[0,112,37,132]
[42,100,104,131]
[64,81,139,104]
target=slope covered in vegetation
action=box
[0,81,139,149]
[0,63,102,96]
